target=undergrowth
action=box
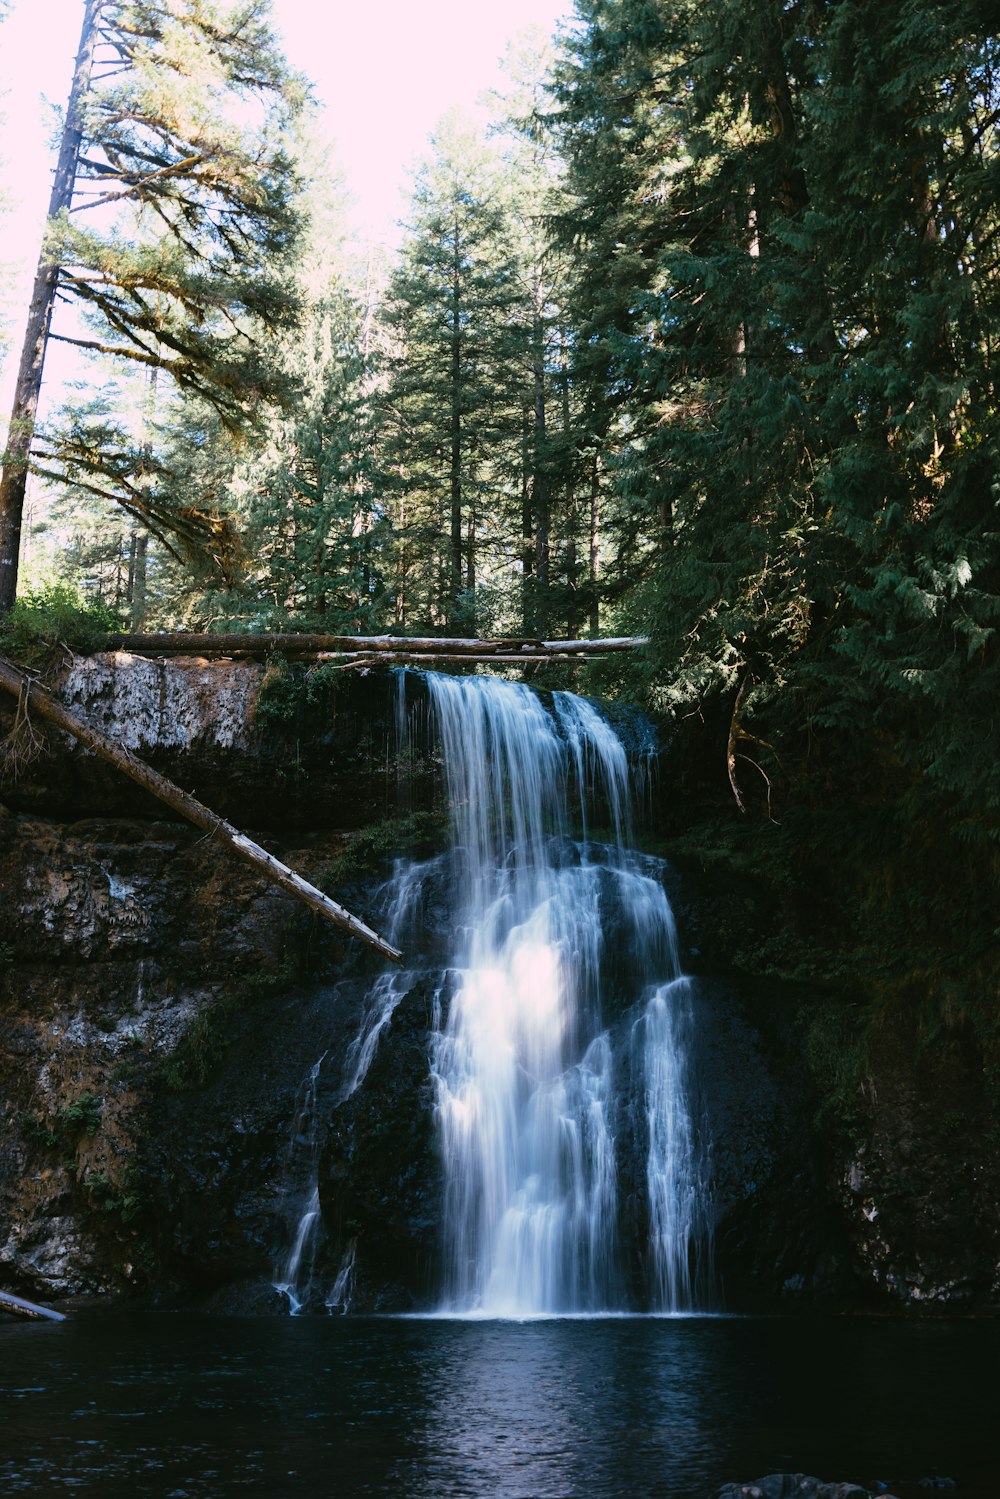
[256,656,340,728]
[321,810,447,884]
[0,582,122,669]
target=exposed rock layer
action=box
[0,652,996,1312]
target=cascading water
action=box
[273,668,711,1316]
[272,1054,327,1314]
[272,851,432,1314]
[421,671,711,1315]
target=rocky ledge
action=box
[714,1479,957,1499]
[0,653,998,1313]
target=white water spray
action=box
[421,672,709,1314]
[272,1053,327,1314]
[274,670,710,1316]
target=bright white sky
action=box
[0,0,575,415]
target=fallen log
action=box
[324,652,611,669]
[0,655,403,964]
[0,1288,66,1322]
[104,631,649,658]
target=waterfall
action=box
[273,669,711,1316]
[420,671,710,1315]
[272,1053,327,1314]
[272,851,432,1315]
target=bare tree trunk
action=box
[560,330,578,634]
[0,0,100,614]
[129,361,156,630]
[465,464,477,637]
[589,453,601,638]
[449,224,463,623]
[532,299,549,634]
[130,532,148,630]
[521,400,534,632]
[0,655,403,964]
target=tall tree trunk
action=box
[394,487,408,629]
[560,330,578,634]
[589,452,601,638]
[129,361,156,630]
[0,0,100,614]
[520,400,534,632]
[532,301,549,634]
[129,532,149,630]
[466,466,476,596]
[449,227,463,624]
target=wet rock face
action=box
[61,653,260,755]
[2,651,437,827]
[838,1008,1000,1312]
[0,655,997,1314]
[0,799,379,1303]
[0,656,415,1304]
[685,978,853,1309]
[321,978,445,1312]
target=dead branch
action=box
[727,678,749,814]
[0,1288,66,1322]
[0,672,48,779]
[0,655,402,965]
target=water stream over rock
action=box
[275,670,712,1315]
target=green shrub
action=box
[322,810,447,885]
[0,582,122,668]
[156,993,240,1092]
[84,1167,144,1222]
[803,1000,871,1142]
[58,1093,104,1138]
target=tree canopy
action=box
[6,0,999,924]
[0,0,306,611]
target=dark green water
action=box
[0,1313,994,1497]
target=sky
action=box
[0,0,576,415]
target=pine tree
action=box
[492,29,591,636]
[0,0,305,612]
[556,0,1000,834]
[214,285,387,631]
[381,112,522,633]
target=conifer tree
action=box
[492,29,589,636]
[213,284,387,631]
[0,0,305,612]
[556,0,1000,837]
[381,112,521,633]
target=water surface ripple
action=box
[1,1313,995,1497]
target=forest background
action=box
[0,0,997,1101]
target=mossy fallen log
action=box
[0,654,403,964]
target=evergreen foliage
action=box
[23,0,307,582]
[380,111,523,634]
[552,0,1000,1042]
[0,579,120,667]
[12,0,999,1031]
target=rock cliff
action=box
[0,652,996,1313]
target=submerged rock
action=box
[713,1479,897,1499]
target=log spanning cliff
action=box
[105,632,649,668]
